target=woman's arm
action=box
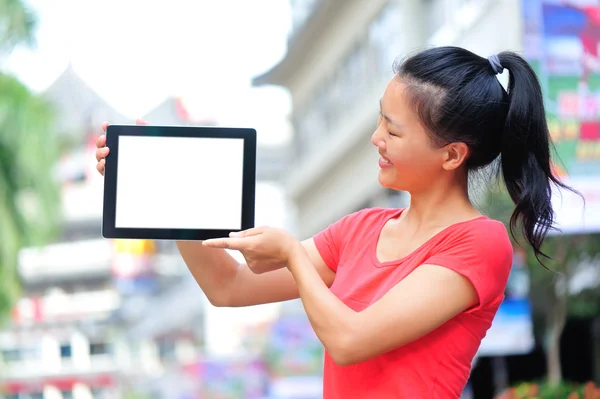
[96,122,336,307]
[177,238,335,307]
[286,244,478,366]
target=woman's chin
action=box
[377,172,396,189]
[378,170,406,191]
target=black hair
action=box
[393,46,577,264]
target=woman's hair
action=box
[393,46,576,263]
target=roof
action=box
[43,65,130,136]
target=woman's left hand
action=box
[202,226,302,274]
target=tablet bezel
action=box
[102,124,256,240]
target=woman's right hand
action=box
[96,119,147,176]
[95,122,110,176]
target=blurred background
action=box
[1,0,600,398]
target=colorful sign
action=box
[265,314,324,378]
[182,357,268,399]
[111,239,158,294]
[523,0,600,233]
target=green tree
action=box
[483,184,600,388]
[0,1,60,320]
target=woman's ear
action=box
[442,142,469,171]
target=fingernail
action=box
[230,232,239,237]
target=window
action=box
[91,388,106,399]
[60,344,72,359]
[5,394,43,399]
[158,340,176,362]
[1,347,40,363]
[368,2,403,76]
[423,0,449,39]
[2,349,21,362]
[90,342,111,356]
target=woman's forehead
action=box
[381,80,414,117]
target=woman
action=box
[96,46,570,398]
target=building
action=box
[0,63,292,399]
[253,0,523,238]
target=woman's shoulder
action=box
[433,215,513,267]
[426,217,514,301]
[442,215,511,247]
[462,215,511,241]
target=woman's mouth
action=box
[379,154,393,168]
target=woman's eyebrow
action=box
[379,98,403,128]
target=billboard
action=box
[265,314,324,378]
[265,314,324,399]
[523,0,600,233]
[180,356,268,399]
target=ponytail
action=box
[496,52,578,263]
[395,46,580,264]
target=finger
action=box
[231,227,264,238]
[136,118,149,125]
[96,147,109,162]
[202,237,249,250]
[101,121,110,133]
[96,134,106,149]
[96,159,105,176]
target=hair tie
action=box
[488,54,504,75]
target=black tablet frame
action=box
[102,124,256,240]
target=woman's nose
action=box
[371,129,385,149]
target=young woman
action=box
[96,46,569,398]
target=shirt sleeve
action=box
[312,209,367,272]
[424,220,514,310]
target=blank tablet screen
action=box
[114,135,244,230]
[102,124,256,240]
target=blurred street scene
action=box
[1,0,600,398]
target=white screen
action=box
[114,135,245,230]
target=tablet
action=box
[102,125,256,240]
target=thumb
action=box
[202,237,250,250]
[136,118,149,125]
[231,227,263,238]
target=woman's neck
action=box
[401,176,479,229]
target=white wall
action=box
[289,0,392,107]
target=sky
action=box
[4,0,293,145]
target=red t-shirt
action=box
[313,207,513,399]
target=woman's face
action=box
[371,78,449,193]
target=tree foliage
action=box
[0,0,60,320]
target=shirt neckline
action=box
[370,208,488,268]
